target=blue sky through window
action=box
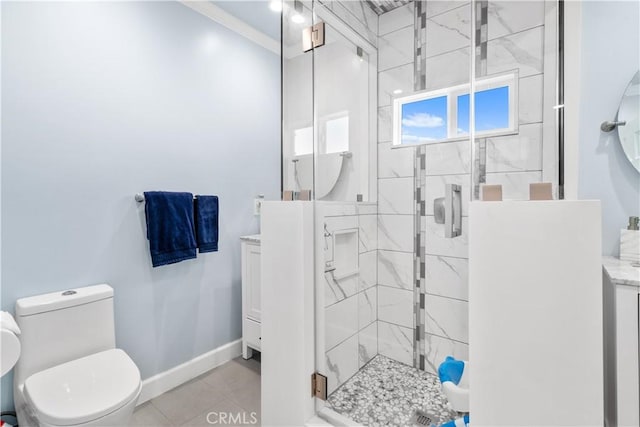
[457,86,510,135]
[401,95,447,144]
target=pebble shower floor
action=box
[326,355,459,426]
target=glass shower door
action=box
[309,0,377,417]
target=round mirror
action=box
[618,70,640,172]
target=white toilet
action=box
[13,284,141,427]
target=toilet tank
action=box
[14,284,116,387]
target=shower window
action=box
[393,72,518,145]
[457,72,518,137]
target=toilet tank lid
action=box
[16,284,113,316]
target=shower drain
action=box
[411,410,437,426]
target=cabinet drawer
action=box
[244,318,261,350]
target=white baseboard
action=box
[137,339,242,404]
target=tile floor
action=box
[130,356,261,426]
[326,355,458,427]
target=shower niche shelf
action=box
[332,228,359,280]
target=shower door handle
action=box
[445,184,462,238]
[433,184,462,238]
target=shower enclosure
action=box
[278,0,562,425]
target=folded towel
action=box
[144,191,197,267]
[194,195,219,253]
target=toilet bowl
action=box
[21,349,140,427]
[13,284,141,427]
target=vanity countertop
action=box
[603,256,640,287]
[240,234,261,243]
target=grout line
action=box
[377,176,415,180]
[378,283,413,292]
[378,22,414,38]
[425,332,469,346]
[425,1,471,20]
[377,318,413,330]
[377,248,414,254]
[376,61,414,74]
[378,59,414,74]
[485,170,544,176]
[486,23,545,43]
[325,319,377,354]
[377,282,412,291]
[378,174,415,179]
[424,292,469,303]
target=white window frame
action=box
[392,71,519,147]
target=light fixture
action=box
[393,89,403,95]
[269,0,282,12]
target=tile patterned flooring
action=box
[326,355,458,427]
[130,357,261,427]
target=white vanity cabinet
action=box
[241,235,261,359]
[603,257,640,427]
[615,284,639,426]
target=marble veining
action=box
[359,322,378,367]
[486,26,544,78]
[326,355,458,427]
[378,250,414,289]
[378,142,415,178]
[603,256,640,287]
[378,321,413,366]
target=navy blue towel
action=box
[194,195,219,253]
[144,191,197,267]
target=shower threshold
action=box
[326,355,459,427]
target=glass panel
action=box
[324,114,349,153]
[282,0,314,196]
[475,86,510,132]
[401,95,448,143]
[472,1,560,201]
[457,93,470,136]
[294,126,314,155]
[313,18,371,201]
[458,86,510,135]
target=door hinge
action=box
[302,22,325,53]
[311,372,327,400]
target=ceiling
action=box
[212,1,281,40]
[365,0,413,15]
[209,0,414,46]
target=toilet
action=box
[13,284,141,427]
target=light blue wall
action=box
[1,1,280,411]
[578,1,640,256]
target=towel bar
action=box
[135,193,198,203]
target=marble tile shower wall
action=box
[317,0,379,46]
[323,203,378,395]
[377,2,417,368]
[377,0,551,374]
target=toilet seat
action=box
[24,349,141,426]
